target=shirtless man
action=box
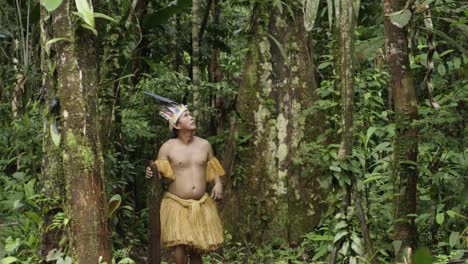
[146,100,224,264]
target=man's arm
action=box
[208,143,223,200]
[146,142,170,179]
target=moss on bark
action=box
[222,2,324,243]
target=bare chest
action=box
[168,148,208,170]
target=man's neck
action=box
[177,130,195,145]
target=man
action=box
[145,93,224,264]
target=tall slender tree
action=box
[192,0,201,117]
[383,0,419,257]
[221,1,323,243]
[49,0,112,262]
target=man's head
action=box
[172,110,196,137]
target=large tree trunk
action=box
[53,1,112,262]
[221,2,323,243]
[39,1,65,259]
[383,0,419,258]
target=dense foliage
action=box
[0,0,466,263]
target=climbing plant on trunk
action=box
[383,0,419,257]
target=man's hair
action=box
[171,120,180,138]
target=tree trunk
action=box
[221,2,323,243]
[53,1,112,262]
[192,0,201,118]
[147,162,162,264]
[39,1,65,259]
[332,0,376,263]
[383,0,419,258]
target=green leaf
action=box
[413,247,433,264]
[74,0,95,28]
[334,220,348,230]
[46,37,71,47]
[94,12,116,23]
[449,232,459,248]
[304,0,320,31]
[436,213,444,225]
[392,240,402,255]
[107,194,121,218]
[329,165,341,172]
[267,33,288,64]
[318,61,332,70]
[42,0,63,12]
[437,63,446,76]
[327,0,333,30]
[389,9,411,28]
[1,257,19,264]
[80,23,98,36]
[362,174,387,184]
[333,231,348,243]
[50,122,61,147]
[24,179,36,198]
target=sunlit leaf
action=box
[449,232,459,248]
[435,213,444,225]
[74,0,95,28]
[42,0,63,12]
[304,0,320,32]
[333,231,348,243]
[94,12,116,23]
[1,257,19,264]
[389,9,411,28]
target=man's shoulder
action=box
[160,139,177,149]
[194,136,210,146]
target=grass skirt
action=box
[160,192,224,252]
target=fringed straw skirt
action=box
[160,192,224,252]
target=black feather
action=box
[143,91,176,105]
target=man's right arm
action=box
[146,141,170,179]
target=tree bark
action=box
[383,0,419,258]
[192,0,201,118]
[53,1,112,262]
[147,162,162,264]
[221,2,323,243]
[39,1,65,259]
[332,0,376,263]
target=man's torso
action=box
[165,136,209,200]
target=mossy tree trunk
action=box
[53,1,112,262]
[221,1,323,243]
[39,1,65,259]
[383,0,419,257]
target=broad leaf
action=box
[436,213,444,225]
[333,231,348,243]
[94,12,116,23]
[449,232,459,248]
[1,257,19,264]
[389,9,411,28]
[50,122,61,147]
[304,0,320,32]
[74,0,95,28]
[42,0,63,12]
[108,194,121,218]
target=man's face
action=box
[174,110,196,131]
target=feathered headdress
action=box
[143,92,188,131]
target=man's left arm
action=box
[208,143,223,200]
